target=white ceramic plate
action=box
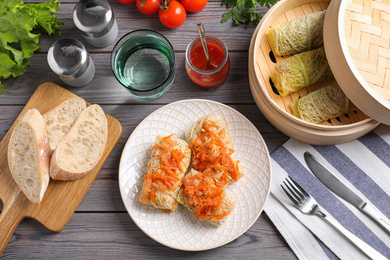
[118,99,271,251]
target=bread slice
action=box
[7,108,50,203]
[43,97,86,155]
[50,104,108,181]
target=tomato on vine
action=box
[136,0,161,15]
[181,0,207,13]
[117,0,136,4]
[159,0,186,28]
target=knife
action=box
[304,152,390,235]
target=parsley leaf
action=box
[221,0,276,26]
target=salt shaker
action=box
[47,38,95,88]
[73,0,118,48]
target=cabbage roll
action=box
[267,10,326,56]
[177,169,235,226]
[270,47,333,96]
[186,115,244,188]
[290,83,349,124]
[140,134,191,211]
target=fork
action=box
[281,176,388,260]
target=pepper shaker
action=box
[73,0,118,48]
[47,38,95,88]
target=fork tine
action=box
[287,176,308,198]
[281,183,299,205]
[283,179,304,203]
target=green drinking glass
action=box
[111,30,175,99]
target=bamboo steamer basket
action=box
[324,0,390,125]
[248,0,380,145]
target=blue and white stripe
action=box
[265,124,390,260]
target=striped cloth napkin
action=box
[264,124,390,260]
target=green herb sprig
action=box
[221,0,276,26]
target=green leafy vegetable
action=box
[0,0,63,93]
[270,47,333,96]
[268,10,326,56]
[290,83,349,124]
[221,0,276,26]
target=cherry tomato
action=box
[117,0,136,4]
[181,0,207,13]
[159,1,186,28]
[136,0,161,15]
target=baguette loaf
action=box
[50,104,108,180]
[7,108,50,203]
[43,97,86,155]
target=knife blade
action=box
[304,152,390,235]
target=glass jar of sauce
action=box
[185,35,230,89]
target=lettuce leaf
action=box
[0,0,63,93]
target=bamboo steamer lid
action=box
[248,0,380,145]
[324,0,390,125]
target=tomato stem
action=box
[159,0,173,10]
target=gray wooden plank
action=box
[0,52,258,105]
[1,213,296,259]
[34,1,267,52]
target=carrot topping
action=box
[150,187,156,202]
[183,171,228,221]
[141,135,187,205]
[140,172,153,204]
[162,134,175,141]
[189,121,241,187]
[152,145,168,156]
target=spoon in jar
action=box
[197,23,218,70]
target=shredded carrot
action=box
[189,121,241,187]
[141,135,187,205]
[162,134,175,142]
[140,172,153,204]
[171,149,184,172]
[183,172,228,221]
[210,212,228,222]
[150,187,156,202]
[152,145,168,156]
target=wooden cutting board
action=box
[0,82,123,255]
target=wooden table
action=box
[0,0,296,258]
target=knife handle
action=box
[362,203,390,235]
[321,212,388,260]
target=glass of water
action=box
[111,30,175,99]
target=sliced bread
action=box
[7,108,50,203]
[43,97,86,155]
[50,104,108,181]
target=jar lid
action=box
[324,0,390,125]
[73,0,114,34]
[47,38,89,79]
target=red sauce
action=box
[186,42,230,89]
[190,43,225,71]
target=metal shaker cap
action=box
[47,38,89,79]
[73,0,115,36]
